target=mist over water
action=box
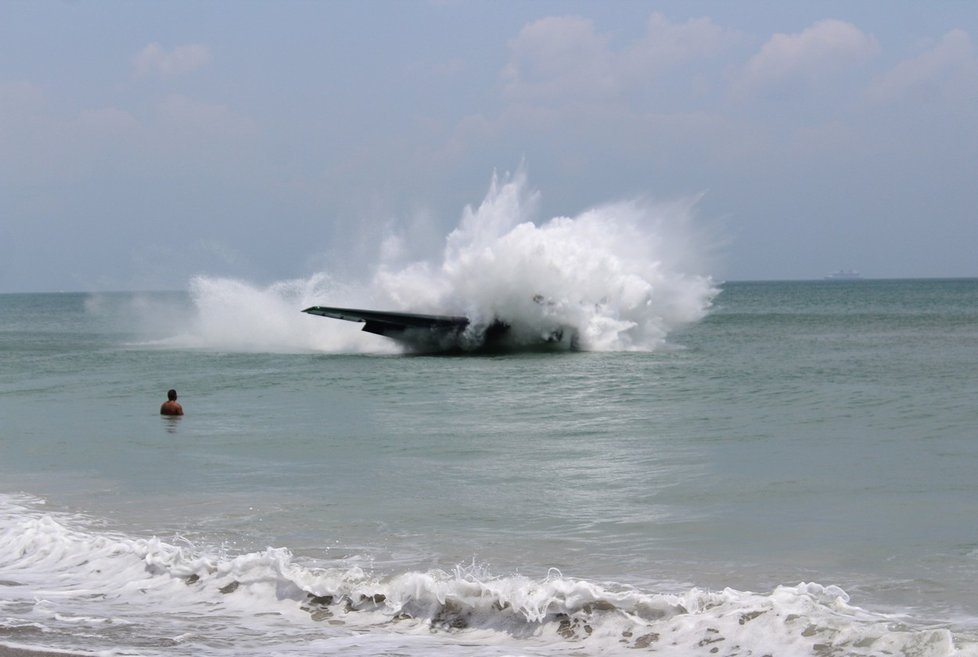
[178,170,717,352]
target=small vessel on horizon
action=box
[824,269,862,280]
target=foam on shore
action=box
[2,493,971,657]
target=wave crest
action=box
[1,494,966,657]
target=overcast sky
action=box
[2,1,976,292]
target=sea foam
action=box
[172,169,718,353]
[1,493,971,657]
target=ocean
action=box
[2,277,977,657]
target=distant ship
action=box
[824,269,862,280]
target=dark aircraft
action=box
[302,305,575,352]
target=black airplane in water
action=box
[302,305,576,353]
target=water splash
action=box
[2,493,967,657]
[179,169,718,352]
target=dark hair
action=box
[167,389,178,401]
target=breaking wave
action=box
[163,169,718,353]
[1,493,972,657]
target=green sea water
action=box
[2,279,977,656]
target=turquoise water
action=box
[2,279,978,656]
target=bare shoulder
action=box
[160,401,184,416]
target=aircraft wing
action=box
[302,305,469,337]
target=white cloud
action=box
[623,13,741,78]
[738,19,879,94]
[866,29,978,105]
[501,13,738,106]
[133,43,211,78]
[501,16,615,102]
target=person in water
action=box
[160,389,184,416]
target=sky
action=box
[2,1,976,292]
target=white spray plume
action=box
[178,169,718,352]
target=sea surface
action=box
[2,279,978,656]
